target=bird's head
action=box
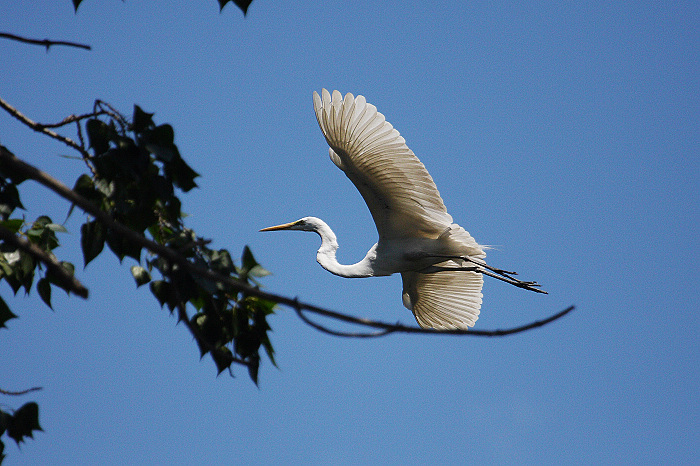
[259,217,320,233]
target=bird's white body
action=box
[292,216,480,278]
[261,89,543,330]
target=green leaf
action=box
[132,105,154,133]
[37,277,52,309]
[72,174,103,211]
[6,402,42,445]
[211,346,234,375]
[0,295,17,329]
[150,280,176,311]
[150,280,168,307]
[94,179,114,198]
[144,125,176,162]
[247,354,260,385]
[168,155,199,192]
[106,229,141,262]
[0,219,24,233]
[219,0,253,15]
[81,220,106,266]
[210,249,234,275]
[130,265,151,287]
[17,251,36,294]
[248,264,271,278]
[3,269,22,295]
[241,245,256,271]
[151,124,175,146]
[86,119,110,155]
[0,146,28,183]
[45,223,68,233]
[0,408,11,434]
[239,246,271,280]
[0,183,24,217]
[73,173,93,194]
[27,215,53,234]
[145,143,175,163]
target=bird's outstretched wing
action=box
[313,89,454,240]
[402,266,483,329]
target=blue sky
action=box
[1,1,698,464]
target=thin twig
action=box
[35,110,110,129]
[0,145,574,337]
[0,386,43,396]
[0,96,90,159]
[294,308,396,338]
[0,224,88,298]
[94,100,128,129]
[0,32,91,51]
[293,302,575,337]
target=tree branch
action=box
[31,110,110,129]
[0,32,91,51]
[0,386,43,396]
[0,96,91,160]
[294,308,396,338]
[295,302,575,337]
[0,224,89,299]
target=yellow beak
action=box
[259,220,299,232]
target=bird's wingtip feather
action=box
[321,88,331,105]
[313,91,322,112]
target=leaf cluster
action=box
[0,402,42,461]
[2,103,277,385]
[1,159,78,321]
[73,105,276,383]
[145,245,275,382]
[0,101,276,462]
[76,105,198,263]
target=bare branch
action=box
[294,308,396,338]
[0,96,90,159]
[0,135,574,338]
[0,386,43,396]
[0,223,89,299]
[0,31,91,51]
[33,110,111,129]
[293,302,575,337]
[93,100,129,132]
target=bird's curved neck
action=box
[313,221,376,278]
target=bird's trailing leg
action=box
[427,255,548,294]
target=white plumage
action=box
[261,89,544,330]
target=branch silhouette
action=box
[0,31,91,51]
[0,386,43,396]
[296,305,575,337]
[0,96,91,159]
[0,99,574,337]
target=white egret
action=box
[261,89,544,330]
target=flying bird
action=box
[261,89,544,330]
